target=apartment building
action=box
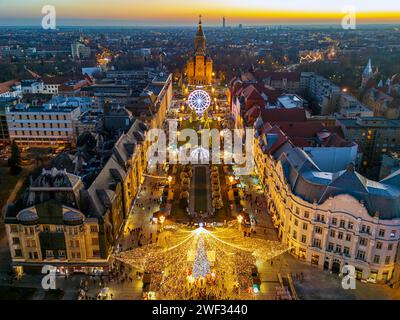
[6,103,81,148]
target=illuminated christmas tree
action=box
[192,237,210,278]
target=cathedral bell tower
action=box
[194,15,206,52]
[186,15,213,86]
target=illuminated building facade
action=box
[186,16,213,86]
[254,118,400,283]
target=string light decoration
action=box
[187,90,211,117]
[192,237,210,278]
[114,223,289,300]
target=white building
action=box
[254,120,400,283]
[277,94,305,109]
[0,80,22,99]
[6,103,80,148]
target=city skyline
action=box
[1,0,400,26]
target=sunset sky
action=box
[0,0,400,26]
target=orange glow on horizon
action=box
[2,1,400,24]
[56,8,400,24]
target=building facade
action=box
[186,16,213,86]
[5,118,149,275]
[338,117,400,178]
[254,120,400,283]
[6,103,80,148]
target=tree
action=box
[192,237,210,279]
[9,140,22,174]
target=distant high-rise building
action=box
[223,16,226,28]
[238,24,243,29]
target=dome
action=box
[63,210,84,225]
[190,146,210,163]
[17,209,39,225]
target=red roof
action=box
[0,79,20,95]
[261,108,306,123]
[42,76,71,85]
[276,121,325,138]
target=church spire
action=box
[194,14,206,52]
[196,14,204,37]
[363,59,373,76]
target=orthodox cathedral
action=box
[186,15,213,86]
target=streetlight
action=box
[167,176,172,183]
[159,215,165,231]
[229,176,234,184]
[237,214,243,232]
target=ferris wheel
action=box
[187,89,211,116]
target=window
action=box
[388,243,393,251]
[348,222,353,230]
[12,237,20,245]
[294,219,298,227]
[75,240,80,248]
[376,242,382,250]
[330,230,336,238]
[24,227,35,235]
[43,225,50,232]
[385,256,391,264]
[296,207,300,215]
[359,237,368,246]
[92,237,99,245]
[315,226,322,234]
[343,247,350,256]
[10,225,18,233]
[378,229,385,237]
[56,225,63,232]
[93,250,100,257]
[373,255,380,264]
[345,234,351,242]
[356,250,366,261]
[390,230,396,238]
[335,245,342,253]
[301,235,307,243]
[14,249,22,257]
[58,250,66,259]
[340,220,345,228]
[46,250,54,259]
[328,242,334,251]
[302,223,308,231]
[90,225,98,233]
[338,232,343,240]
[313,238,321,248]
[304,211,309,219]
